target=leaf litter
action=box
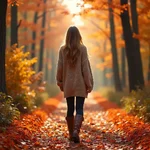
[0,93,150,149]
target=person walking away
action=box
[56,26,94,143]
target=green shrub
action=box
[46,84,60,98]
[6,44,37,100]
[121,86,150,122]
[6,45,38,113]
[0,92,20,127]
[34,92,49,107]
[99,87,128,106]
[98,87,114,97]
[106,90,128,106]
[34,83,59,107]
[14,93,35,113]
[6,45,47,113]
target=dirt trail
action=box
[1,93,150,149]
[31,94,136,150]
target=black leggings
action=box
[66,96,85,117]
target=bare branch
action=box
[37,7,60,19]
[17,20,22,29]
[87,19,110,40]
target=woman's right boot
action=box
[73,114,84,143]
[66,116,74,141]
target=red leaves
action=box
[0,93,63,149]
[93,92,150,150]
[1,92,150,149]
[105,109,150,149]
[0,112,45,149]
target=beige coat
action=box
[56,45,94,98]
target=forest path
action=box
[1,93,150,149]
[31,94,139,150]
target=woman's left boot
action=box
[65,116,74,141]
[72,114,84,143]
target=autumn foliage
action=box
[93,92,150,150]
[6,44,37,98]
[0,0,150,149]
[122,86,150,122]
[5,44,37,112]
[1,93,150,149]
[0,92,20,126]
[0,94,62,149]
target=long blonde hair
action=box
[64,26,83,67]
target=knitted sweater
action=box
[56,45,94,98]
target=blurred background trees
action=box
[3,0,149,95]
[81,0,148,92]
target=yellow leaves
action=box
[50,20,57,28]
[120,4,129,13]
[140,48,148,54]
[105,53,112,61]
[96,61,112,70]
[96,52,112,70]
[6,44,37,98]
[138,1,150,45]
[9,0,23,6]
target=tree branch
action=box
[37,8,59,19]
[17,20,22,29]
[87,19,110,40]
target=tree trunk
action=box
[121,46,126,88]
[102,39,108,86]
[31,11,38,70]
[130,0,144,85]
[11,3,18,45]
[50,50,56,84]
[31,11,38,58]
[130,0,140,54]
[108,0,122,91]
[148,44,150,81]
[120,0,144,91]
[38,0,47,72]
[0,0,7,93]
[23,12,28,52]
[45,49,49,81]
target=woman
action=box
[56,26,93,143]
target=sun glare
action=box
[63,0,84,26]
[72,15,84,26]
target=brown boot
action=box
[73,114,84,143]
[65,116,74,141]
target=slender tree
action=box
[11,2,18,45]
[130,0,144,84]
[102,39,108,86]
[31,2,41,60]
[23,12,28,52]
[108,0,122,91]
[38,0,47,72]
[121,46,126,88]
[31,11,38,58]
[0,0,7,93]
[31,11,38,70]
[50,49,56,84]
[44,49,49,81]
[148,44,150,81]
[130,0,140,55]
[120,34,126,88]
[120,0,144,91]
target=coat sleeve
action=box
[56,48,63,91]
[82,47,94,92]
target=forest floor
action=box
[0,92,150,150]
